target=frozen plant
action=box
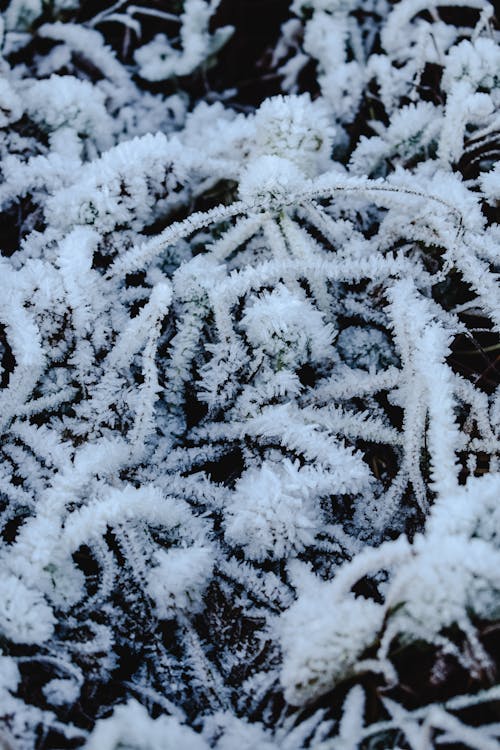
[0,1,498,749]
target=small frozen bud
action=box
[241,284,335,366]
[252,94,335,176]
[43,678,80,707]
[146,546,214,619]
[238,154,308,205]
[0,575,55,645]
[224,459,323,561]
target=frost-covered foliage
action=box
[0,1,499,748]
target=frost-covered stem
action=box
[315,686,500,749]
[329,536,411,598]
[451,233,500,331]
[110,172,471,279]
[389,280,462,499]
[305,175,466,233]
[109,201,250,277]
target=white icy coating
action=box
[146,545,214,618]
[0,0,498,749]
[84,700,209,750]
[224,459,325,561]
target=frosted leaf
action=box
[481,164,500,202]
[146,546,214,619]
[385,474,500,637]
[442,38,500,93]
[134,0,231,81]
[0,655,20,695]
[62,484,192,554]
[380,0,486,59]
[428,473,500,544]
[214,716,276,750]
[387,535,500,643]
[438,80,494,165]
[382,102,441,152]
[197,339,250,408]
[349,102,442,175]
[23,75,115,150]
[320,61,365,122]
[44,132,186,232]
[178,94,335,192]
[135,33,188,80]
[4,0,42,31]
[302,10,348,72]
[292,6,367,123]
[182,101,252,170]
[338,685,365,750]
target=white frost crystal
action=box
[0,574,55,644]
[252,94,335,176]
[224,460,324,561]
[238,154,308,205]
[0,1,499,748]
[84,700,209,750]
[146,546,214,618]
[241,284,335,367]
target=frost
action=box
[252,94,335,176]
[84,700,209,750]
[387,535,500,641]
[240,284,335,367]
[0,574,55,644]
[4,0,42,31]
[146,546,214,619]
[0,76,22,127]
[281,587,385,705]
[134,0,232,81]
[481,163,500,201]
[43,679,80,707]
[238,154,308,204]
[281,473,500,706]
[442,38,500,92]
[224,460,324,561]
[22,75,114,150]
[0,655,20,694]
[0,0,499,748]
